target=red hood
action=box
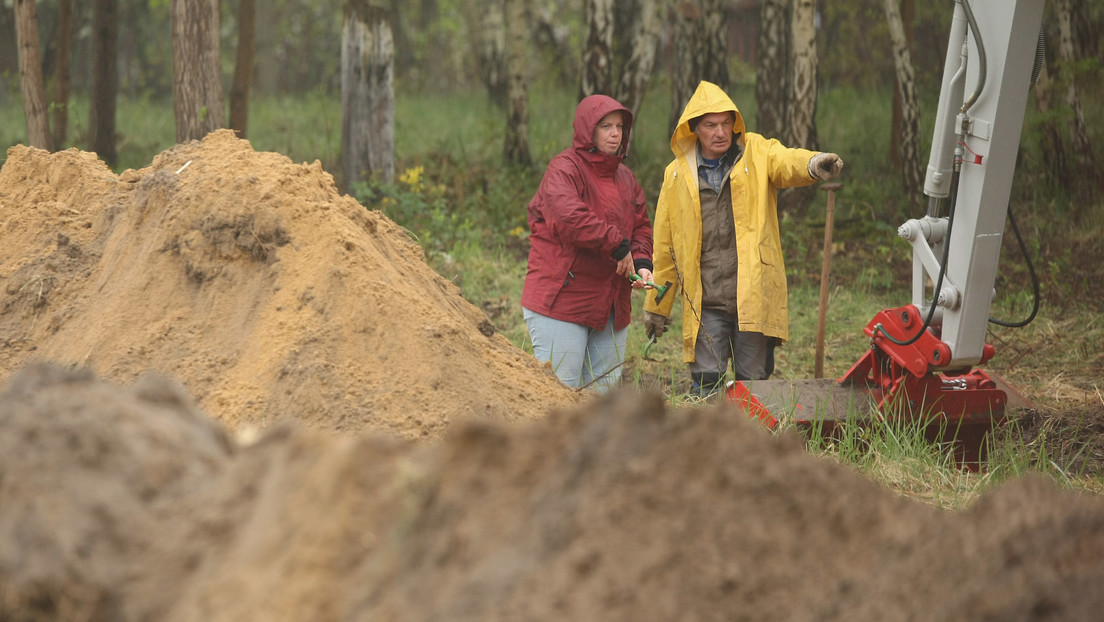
[572,94,634,158]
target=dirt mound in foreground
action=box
[2,365,1104,622]
[0,132,578,438]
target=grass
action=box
[3,77,1102,505]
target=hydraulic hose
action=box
[960,0,987,115]
[987,205,1040,328]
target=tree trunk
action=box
[669,0,731,131]
[1054,0,1095,181]
[613,0,660,153]
[386,0,414,74]
[532,0,575,87]
[230,0,256,138]
[341,2,395,189]
[1068,0,1097,60]
[52,0,72,148]
[253,1,279,95]
[777,0,819,216]
[171,0,224,143]
[889,0,913,169]
[580,0,614,100]
[503,0,531,166]
[90,0,119,166]
[669,2,700,132]
[787,0,818,150]
[477,0,508,106]
[1032,62,1070,189]
[13,0,52,150]
[756,0,789,140]
[700,0,728,89]
[884,0,922,196]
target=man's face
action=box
[592,111,624,156]
[693,112,734,160]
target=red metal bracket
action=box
[725,380,779,429]
[840,304,1005,422]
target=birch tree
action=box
[884,0,922,195]
[580,0,613,100]
[756,0,790,141]
[171,0,224,142]
[613,0,660,137]
[503,0,531,166]
[889,0,913,171]
[577,0,659,146]
[1053,0,1095,180]
[341,1,395,188]
[477,0,508,105]
[787,0,818,150]
[13,0,52,150]
[670,0,729,132]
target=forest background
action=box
[1,0,1102,400]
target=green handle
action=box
[630,274,671,300]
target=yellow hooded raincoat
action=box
[644,81,818,363]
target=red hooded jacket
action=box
[521,95,653,331]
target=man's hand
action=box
[809,152,844,181]
[631,268,654,289]
[644,311,672,339]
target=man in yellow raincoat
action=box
[643,81,843,397]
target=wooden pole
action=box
[815,182,841,378]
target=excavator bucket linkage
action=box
[724,305,1034,469]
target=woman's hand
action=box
[615,254,635,278]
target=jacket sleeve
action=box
[761,137,820,190]
[644,163,679,317]
[626,172,653,269]
[536,157,625,255]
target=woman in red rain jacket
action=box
[521,94,654,392]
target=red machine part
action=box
[723,304,1010,466]
[839,304,1005,422]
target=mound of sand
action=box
[0,131,578,439]
[2,365,1103,622]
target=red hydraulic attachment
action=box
[724,304,1011,466]
[840,304,1006,423]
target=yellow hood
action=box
[670,81,747,159]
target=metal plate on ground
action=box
[738,378,875,424]
[738,373,1035,425]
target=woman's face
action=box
[592,111,624,156]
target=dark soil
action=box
[1011,406,1104,478]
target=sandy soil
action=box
[2,133,1103,621]
[0,132,578,440]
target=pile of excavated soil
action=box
[0,131,578,439]
[2,364,1104,622]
